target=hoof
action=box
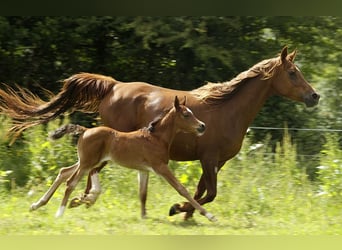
[169,203,181,216]
[29,203,37,212]
[69,197,83,208]
[205,212,217,222]
[183,211,194,220]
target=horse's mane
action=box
[191,57,281,105]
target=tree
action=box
[1,16,342,182]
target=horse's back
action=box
[99,81,191,131]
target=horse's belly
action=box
[169,134,199,161]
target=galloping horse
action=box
[29,97,215,220]
[0,47,320,219]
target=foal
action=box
[30,97,216,221]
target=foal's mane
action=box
[146,115,164,133]
[191,56,281,105]
[145,107,172,133]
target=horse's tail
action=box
[49,124,87,140]
[0,72,117,140]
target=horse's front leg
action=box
[69,162,107,208]
[169,173,206,218]
[169,160,224,220]
[155,164,216,222]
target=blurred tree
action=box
[1,16,341,180]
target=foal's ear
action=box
[174,96,180,110]
[280,46,288,63]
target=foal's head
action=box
[147,96,205,136]
[170,96,206,136]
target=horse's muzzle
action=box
[197,122,206,135]
[304,92,320,107]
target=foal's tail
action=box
[0,73,117,141]
[49,124,87,140]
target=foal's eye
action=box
[183,112,190,118]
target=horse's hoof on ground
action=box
[69,197,83,208]
[169,203,181,216]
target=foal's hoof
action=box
[29,203,38,212]
[205,212,217,222]
[69,197,83,208]
[169,203,181,216]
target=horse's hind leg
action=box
[69,162,107,208]
[30,163,79,211]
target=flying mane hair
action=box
[191,57,281,105]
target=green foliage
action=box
[2,16,340,177]
[0,116,77,190]
[0,116,31,189]
[22,119,78,188]
[318,134,342,201]
[217,132,315,227]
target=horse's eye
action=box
[289,70,296,79]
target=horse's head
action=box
[173,96,206,136]
[270,46,320,107]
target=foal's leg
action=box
[55,167,87,218]
[170,160,224,220]
[69,162,107,208]
[69,172,102,208]
[138,170,149,218]
[155,164,216,222]
[169,174,206,218]
[30,163,79,211]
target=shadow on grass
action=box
[147,212,248,232]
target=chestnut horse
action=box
[29,97,215,220]
[0,47,320,219]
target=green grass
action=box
[1,163,341,235]
[1,119,342,235]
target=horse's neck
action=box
[222,77,273,132]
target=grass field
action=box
[1,162,341,235]
[1,120,342,235]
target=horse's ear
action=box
[280,46,288,63]
[174,96,180,110]
[287,49,297,62]
[182,96,187,105]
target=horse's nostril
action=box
[202,123,206,130]
[312,93,320,100]
[198,123,206,133]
